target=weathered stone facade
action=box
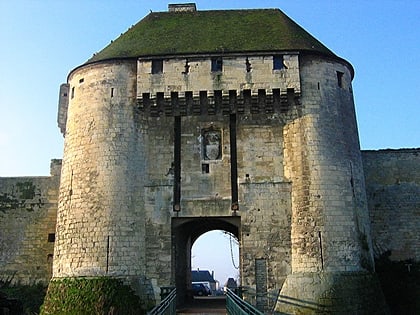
[56,52,303,306]
[363,149,420,261]
[0,160,61,285]
[0,4,418,314]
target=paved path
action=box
[177,296,227,314]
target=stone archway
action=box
[171,216,240,305]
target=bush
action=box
[40,277,147,315]
[0,281,47,315]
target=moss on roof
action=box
[86,8,338,64]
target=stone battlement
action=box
[136,88,300,117]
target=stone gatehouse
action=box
[1,3,418,314]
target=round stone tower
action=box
[55,61,141,278]
[278,54,385,313]
[43,3,388,314]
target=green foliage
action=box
[40,277,147,315]
[0,282,47,315]
[375,253,420,314]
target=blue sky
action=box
[0,0,419,284]
[1,1,419,177]
[192,230,240,285]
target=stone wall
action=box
[1,151,417,292]
[1,52,418,314]
[141,110,293,302]
[363,149,420,261]
[0,160,61,285]
[137,54,300,98]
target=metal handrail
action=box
[226,288,264,315]
[147,287,177,315]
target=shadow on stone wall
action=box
[0,275,47,315]
[375,251,420,315]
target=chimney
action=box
[168,3,197,12]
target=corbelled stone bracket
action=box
[136,89,301,117]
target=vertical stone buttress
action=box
[277,55,388,314]
[52,61,151,299]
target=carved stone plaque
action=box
[202,128,221,160]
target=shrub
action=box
[40,277,147,315]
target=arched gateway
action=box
[172,217,240,304]
[43,3,388,314]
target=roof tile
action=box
[86,8,337,63]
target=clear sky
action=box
[0,0,419,285]
[192,230,240,286]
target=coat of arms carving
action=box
[202,128,221,160]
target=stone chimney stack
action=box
[168,3,197,12]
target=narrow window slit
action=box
[245,57,252,72]
[337,71,344,88]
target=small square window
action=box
[273,55,286,70]
[48,233,55,242]
[202,163,210,174]
[211,57,223,72]
[151,59,163,74]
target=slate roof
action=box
[224,277,237,288]
[86,8,339,64]
[191,270,216,283]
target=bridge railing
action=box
[147,287,177,315]
[240,286,280,313]
[226,288,264,315]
